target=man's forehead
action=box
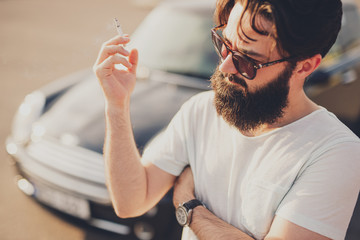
[223,2,279,60]
[225,2,274,42]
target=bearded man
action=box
[94,0,360,239]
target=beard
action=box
[210,65,295,132]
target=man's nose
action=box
[219,54,238,74]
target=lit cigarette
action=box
[114,18,124,36]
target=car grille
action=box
[11,136,110,203]
[26,136,106,184]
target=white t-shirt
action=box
[142,91,360,240]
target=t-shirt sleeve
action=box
[276,141,360,240]
[141,96,196,176]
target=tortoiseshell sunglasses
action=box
[211,24,294,80]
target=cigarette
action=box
[113,18,124,36]
[113,18,126,70]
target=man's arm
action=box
[173,167,331,240]
[94,35,176,218]
[266,216,331,240]
[190,206,255,240]
[173,167,254,239]
[191,209,331,240]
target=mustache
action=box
[224,72,248,89]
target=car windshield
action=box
[130,3,218,79]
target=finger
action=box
[102,54,132,70]
[94,54,132,77]
[95,45,130,65]
[128,49,138,74]
[103,35,130,47]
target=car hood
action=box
[36,69,209,153]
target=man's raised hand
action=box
[93,35,138,108]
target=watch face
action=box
[176,206,188,226]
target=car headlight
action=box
[11,91,46,144]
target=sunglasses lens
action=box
[212,34,228,60]
[212,30,256,79]
[232,54,256,79]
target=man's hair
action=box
[214,0,343,60]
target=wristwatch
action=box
[175,199,205,227]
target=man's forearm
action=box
[94,35,164,218]
[190,206,254,240]
[104,106,148,218]
[173,167,254,239]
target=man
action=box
[93,0,360,239]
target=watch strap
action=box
[182,199,205,226]
[183,199,204,211]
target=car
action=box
[5,1,360,240]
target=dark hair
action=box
[214,0,343,60]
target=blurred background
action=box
[1,0,360,239]
[0,1,152,239]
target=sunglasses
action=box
[211,24,294,80]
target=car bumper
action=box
[5,136,180,239]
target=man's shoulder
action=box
[277,107,360,162]
[187,90,214,105]
[311,108,359,142]
[291,107,359,142]
[295,108,360,161]
[181,90,215,113]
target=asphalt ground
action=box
[0,0,151,239]
[1,0,360,240]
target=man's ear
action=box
[293,54,322,79]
